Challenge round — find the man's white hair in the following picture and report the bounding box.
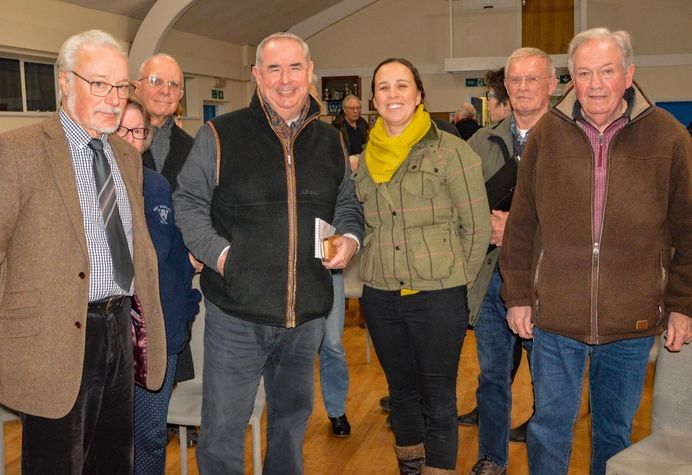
[56,30,126,102]
[567,27,633,76]
[505,47,555,78]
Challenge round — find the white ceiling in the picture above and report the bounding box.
[59,0,343,45]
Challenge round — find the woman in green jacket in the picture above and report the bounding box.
[355,58,490,474]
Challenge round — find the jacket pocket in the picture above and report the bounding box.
[401,158,442,199]
[359,234,376,283]
[657,251,668,325]
[0,288,41,338]
[532,249,544,317]
[405,222,457,281]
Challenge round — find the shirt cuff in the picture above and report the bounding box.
[342,233,360,253]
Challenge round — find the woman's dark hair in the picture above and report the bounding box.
[371,58,425,102]
[485,67,509,105]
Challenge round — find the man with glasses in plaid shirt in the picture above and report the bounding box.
[0,29,166,473]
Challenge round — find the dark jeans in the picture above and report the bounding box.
[22,301,134,474]
[197,299,325,475]
[362,285,468,470]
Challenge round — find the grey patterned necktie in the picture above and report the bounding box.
[88,139,134,291]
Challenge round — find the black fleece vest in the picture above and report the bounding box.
[201,95,345,327]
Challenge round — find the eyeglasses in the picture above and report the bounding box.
[505,75,550,87]
[138,75,183,92]
[71,71,132,99]
[486,91,497,101]
[116,125,149,140]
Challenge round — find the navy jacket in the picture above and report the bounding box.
[143,168,201,355]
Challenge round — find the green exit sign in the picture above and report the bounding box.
[558,74,571,84]
[211,89,224,99]
[465,77,486,87]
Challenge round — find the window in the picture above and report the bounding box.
[0,57,57,112]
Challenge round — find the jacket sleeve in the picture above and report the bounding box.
[333,139,364,246]
[499,128,540,308]
[665,128,692,317]
[0,136,19,265]
[448,140,491,282]
[172,124,230,270]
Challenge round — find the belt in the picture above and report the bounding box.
[88,296,128,315]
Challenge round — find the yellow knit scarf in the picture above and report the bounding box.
[365,105,431,184]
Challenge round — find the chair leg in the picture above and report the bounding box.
[250,419,262,475]
[1,423,6,475]
[179,424,188,475]
[365,327,372,364]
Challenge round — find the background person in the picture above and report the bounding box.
[118,98,201,474]
[453,101,481,140]
[463,48,557,475]
[483,67,513,124]
[356,57,490,474]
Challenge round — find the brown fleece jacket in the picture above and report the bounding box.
[500,83,692,344]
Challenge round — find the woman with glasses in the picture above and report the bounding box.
[117,98,201,474]
[484,67,513,124]
[354,58,490,474]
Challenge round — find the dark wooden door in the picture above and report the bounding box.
[522,0,574,54]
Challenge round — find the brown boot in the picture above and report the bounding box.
[421,466,456,474]
[395,443,425,475]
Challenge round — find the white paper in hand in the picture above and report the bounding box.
[314,218,336,259]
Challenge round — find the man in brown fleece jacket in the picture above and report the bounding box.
[501,28,692,475]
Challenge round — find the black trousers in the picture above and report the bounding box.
[362,285,468,470]
[22,300,134,474]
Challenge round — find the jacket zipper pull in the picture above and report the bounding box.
[593,242,600,265]
[288,153,292,166]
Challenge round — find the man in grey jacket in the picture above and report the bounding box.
[465,47,557,475]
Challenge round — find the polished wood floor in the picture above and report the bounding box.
[2,300,654,474]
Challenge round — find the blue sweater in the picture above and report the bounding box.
[143,168,201,356]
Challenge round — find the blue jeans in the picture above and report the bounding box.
[474,269,532,467]
[528,327,654,475]
[196,299,325,475]
[134,354,178,475]
[319,272,349,418]
[362,285,468,470]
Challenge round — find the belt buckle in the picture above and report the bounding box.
[104,297,116,313]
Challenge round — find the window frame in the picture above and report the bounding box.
[0,51,58,116]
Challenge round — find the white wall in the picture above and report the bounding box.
[0,0,254,134]
[1,0,691,134]
[308,0,692,115]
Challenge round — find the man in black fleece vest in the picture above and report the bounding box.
[173,32,363,475]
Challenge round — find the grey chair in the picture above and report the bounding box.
[167,276,266,475]
[343,253,372,363]
[606,338,692,474]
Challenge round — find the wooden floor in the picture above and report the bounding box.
[2,299,654,474]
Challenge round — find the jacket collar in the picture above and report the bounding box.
[554,80,653,124]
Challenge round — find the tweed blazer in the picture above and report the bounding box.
[0,114,166,418]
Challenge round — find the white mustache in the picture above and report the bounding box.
[94,106,121,115]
